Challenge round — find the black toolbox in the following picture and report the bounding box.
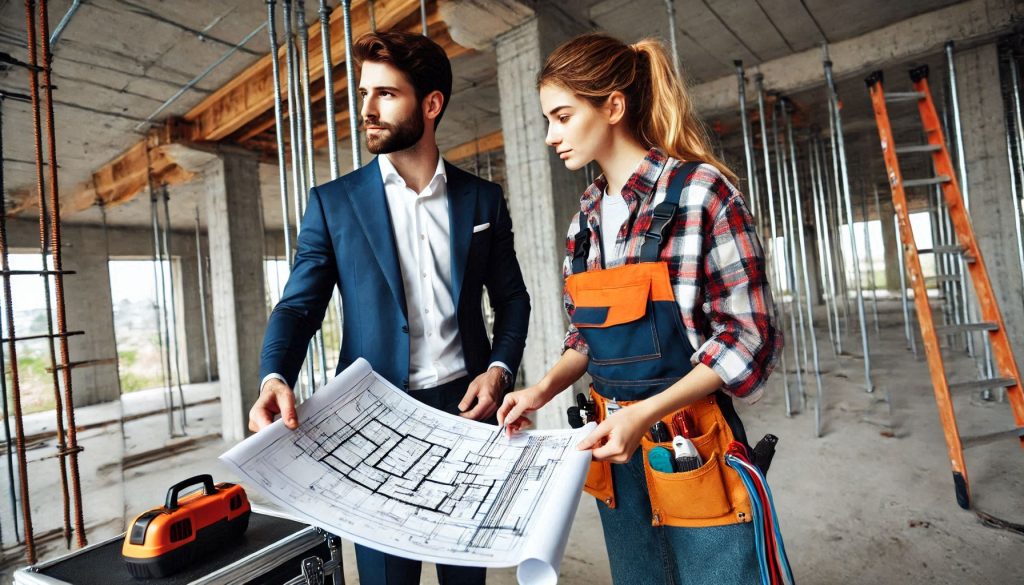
[14,512,342,585]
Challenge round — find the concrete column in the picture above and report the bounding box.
[58,224,121,407]
[955,42,1024,374]
[494,6,589,428]
[178,236,218,383]
[204,148,267,441]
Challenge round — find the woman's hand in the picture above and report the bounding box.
[575,405,651,463]
[496,386,551,437]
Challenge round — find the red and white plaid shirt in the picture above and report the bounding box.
[562,148,782,403]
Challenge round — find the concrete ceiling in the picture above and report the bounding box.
[589,0,962,85]
[0,0,982,233]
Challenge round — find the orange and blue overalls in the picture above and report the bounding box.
[565,162,762,584]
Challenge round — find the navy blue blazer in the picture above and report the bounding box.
[260,156,531,392]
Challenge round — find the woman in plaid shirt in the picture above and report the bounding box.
[498,33,782,584]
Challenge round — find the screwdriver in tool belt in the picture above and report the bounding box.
[670,411,702,472]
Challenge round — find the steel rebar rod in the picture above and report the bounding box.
[194,208,212,382]
[0,97,23,547]
[0,106,33,561]
[266,0,294,266]
[160,186,188,429]
[24,0,72,548]
[37,0,85,546]
[735,61,759,221]
[341,0,361,170]
[787,117,825,435]
[824,48,872,392]
[755,75,792,416]
[664,0,680,75]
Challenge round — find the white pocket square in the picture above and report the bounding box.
[472,222,491,233]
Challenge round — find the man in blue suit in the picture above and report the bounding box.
[248,30,530,585]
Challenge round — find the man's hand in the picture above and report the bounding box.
[458,367,506,421]
[248,378,298,432]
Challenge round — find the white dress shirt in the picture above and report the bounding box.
[379,153,466,389]
[262,153,508,394]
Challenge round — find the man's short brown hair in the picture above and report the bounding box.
[353,30,453,129]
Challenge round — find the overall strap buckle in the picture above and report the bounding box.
[639,161,703,262]
[571,211,591,274]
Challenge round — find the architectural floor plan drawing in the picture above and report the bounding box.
[220,358,594,585]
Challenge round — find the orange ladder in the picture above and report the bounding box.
[865,65,1024,511]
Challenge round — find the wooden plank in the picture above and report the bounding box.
[444,130,503,162]
[184,0,420,142]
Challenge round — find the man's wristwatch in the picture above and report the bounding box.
[494,367,513,392]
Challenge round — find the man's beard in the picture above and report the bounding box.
[364,107,425,154]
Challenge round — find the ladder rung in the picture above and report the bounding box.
[961,426,1024,450]
[895,143,941,154]
[935,322,998,335]
[903,176,951,188]
[948,377,1017,393]
[885,91,926,102]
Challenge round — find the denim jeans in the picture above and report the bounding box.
[596,448,760,585]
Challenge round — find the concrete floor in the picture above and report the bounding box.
[2,298,1023,583]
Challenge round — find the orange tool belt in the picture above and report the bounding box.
[583,389,753,528]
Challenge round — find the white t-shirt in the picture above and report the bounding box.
[600,188,630,265]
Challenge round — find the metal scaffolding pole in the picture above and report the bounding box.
[342,0,362,170]
[160,187,188,429]
[814,135,842,354]
[194,208,212,382]
[1007,54,1024,315]
[861,186,880,336]
[810,135,839,356]
[267,1,294,267]
[824,47,873,392]
[735,61,760,222]
[149,183,177,437]
[664,0,680,75]
[786,112,825,435]
[296,1,329,387]
[418,0,427,36]
[774,100,806,411]
[895,212,918,357]
[755,75,793,416]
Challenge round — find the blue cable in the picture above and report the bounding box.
[727,455,771,585]
[745,457,796,585]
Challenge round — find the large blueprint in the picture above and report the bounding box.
[220,358,593,585]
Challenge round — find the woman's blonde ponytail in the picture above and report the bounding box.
[540,33,737,185]
[631,40,737,184]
